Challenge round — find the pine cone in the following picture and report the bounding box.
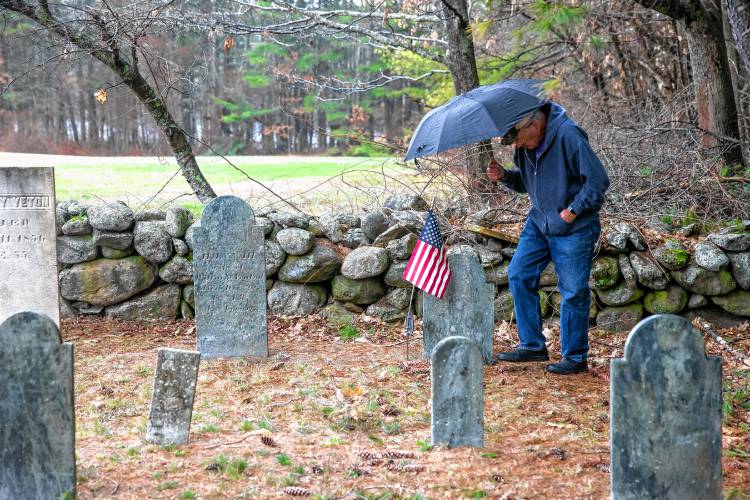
[283,486,311,496]
[376,395,388,406]
[357,450,381,461]
[387,462,402,472]
[260,435,279,448]
[365,457,383,466]
[401,464,426,473]
[382,450,415,459]
[270,361,285,371]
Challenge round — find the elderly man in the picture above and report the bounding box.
[487,101,609,375]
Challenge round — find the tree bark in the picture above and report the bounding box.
[437,0,494,196]
[633,0,743,165]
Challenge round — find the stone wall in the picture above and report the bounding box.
[55,197,750,329]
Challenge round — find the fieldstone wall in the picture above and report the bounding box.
[55,196,750,330]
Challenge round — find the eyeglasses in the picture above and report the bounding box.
[501,115,534,145]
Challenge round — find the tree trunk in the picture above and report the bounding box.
[685,23,743,165]
[633,0,742,166]
[437,0,494,197]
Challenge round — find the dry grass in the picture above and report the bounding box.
[61,316,750,499]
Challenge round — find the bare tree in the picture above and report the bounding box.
[632,0,743,166]
[170,0,495,191]
[0,0,217,202]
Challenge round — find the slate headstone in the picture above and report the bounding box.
[422,245,494,364]
[146,348,201,445]
[0,311,75,499]
[611,314,722,500]
[0,167,60,326]
[431,336,484,448]
[194,196,268,357]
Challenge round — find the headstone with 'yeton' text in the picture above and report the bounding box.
[0,167,59,326]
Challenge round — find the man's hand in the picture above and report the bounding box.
[486,160,504,182]
[560,208,577,223]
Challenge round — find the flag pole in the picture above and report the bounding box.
[404,283,416,361]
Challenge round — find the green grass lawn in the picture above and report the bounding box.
[48,155,400,211]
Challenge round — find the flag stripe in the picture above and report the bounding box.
[404,240,428,282]
[411,241,432,283]
[435,256,452,298]
[426,250,448,296]
[420,247,443,292]
[402,211,451,300]
[415,246,439,289]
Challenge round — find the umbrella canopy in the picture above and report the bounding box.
[404,79,550,160]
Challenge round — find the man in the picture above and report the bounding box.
[487,101,609,375]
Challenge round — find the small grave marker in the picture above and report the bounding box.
[611,314,722,499]
[194,196,268,358]
[423,245,494,364]
[0,311,75,498]
[0,167,60,326]
[431,336,484,448]
[146,348,201,445]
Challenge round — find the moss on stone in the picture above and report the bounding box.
[68,214,88,223]
[643,286,688,314]
[711,291,750,316]
[665,247,689,267]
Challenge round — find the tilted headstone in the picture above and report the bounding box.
[0,167,59,326]
[611,314,722,500]
[431,336,484,448]
[146,348,201,445]
[194,196,268,358]
[0,312,75,499]
[423,245,494,364]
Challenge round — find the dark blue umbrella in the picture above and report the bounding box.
[404,79,550,160]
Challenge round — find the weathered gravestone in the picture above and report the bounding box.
[0,167,59,326]
[431,336,484,448]
[0,311,75,499]
[146,348,201,445]
[194,196,268,358]
[423,245,494,364]
[611,314,722,500]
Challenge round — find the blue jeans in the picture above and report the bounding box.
[507,217,600,362]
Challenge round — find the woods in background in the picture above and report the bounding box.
[0,0,748,170]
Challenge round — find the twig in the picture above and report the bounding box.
[692,317,750,367]
[202,434,253,449]
[267,395,304,409]
[378,336,423,347]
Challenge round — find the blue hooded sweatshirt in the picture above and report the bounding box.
[501,102,609,236]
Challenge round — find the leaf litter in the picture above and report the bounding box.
[62,315,750,499]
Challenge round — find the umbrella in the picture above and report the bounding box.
[404,79,550,161]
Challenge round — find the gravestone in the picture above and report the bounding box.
[0,167,60,326]
[146,348,201,445]
[431,336,484,447]
[0,311,75,499]
[194,196,268,358]
[611,314,722,500]
[423,245,494,364]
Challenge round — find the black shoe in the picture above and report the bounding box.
[546,358,588,375]
[493,348,549,363]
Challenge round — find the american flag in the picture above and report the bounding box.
[402,211,451,299]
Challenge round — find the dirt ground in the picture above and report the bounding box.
[62,315,750,499]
